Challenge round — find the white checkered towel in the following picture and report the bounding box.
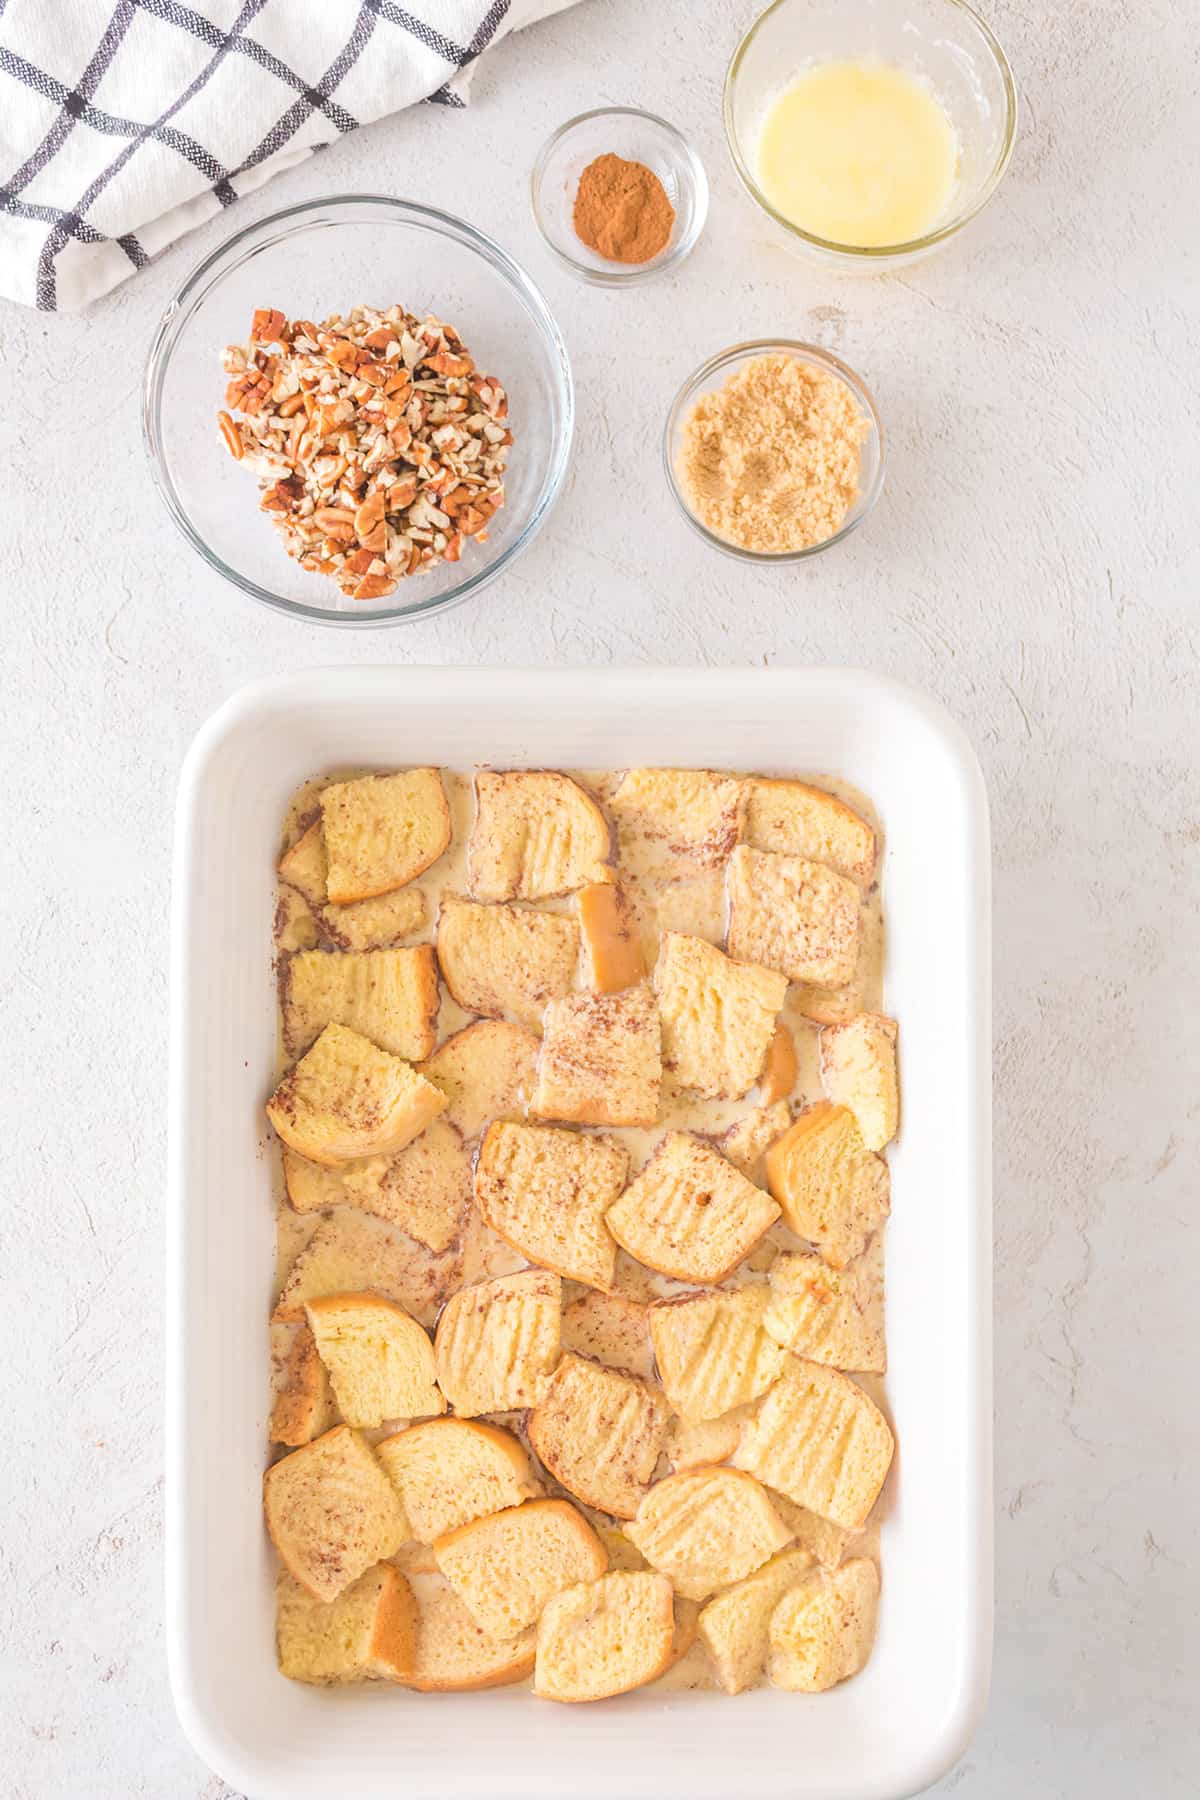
[0,0,574,312]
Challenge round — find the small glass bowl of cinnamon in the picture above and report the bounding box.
[531,107,708,286]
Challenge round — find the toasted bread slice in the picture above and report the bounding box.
[437,897,579,1031]
[434,1498,608,1640]
[402,1569,536,1691]
[765,1240,886,1373]
[764,1101,890,1269]
[278,818,329,907]
[417,1019,539,1141]
[665,1412,744,1473]
[744,780,876,892]
[626,1467,792,1600]
[534,1570,676,1703]
[320,768,451,904]
[469,770,612,901]
[528,1351,668,1520]
[280,945,439,1061]
[606,1132,779,1286]
[273,1209,459,1329]
[267,1022,447,1167]
[561,1289,654,1381]
[697,1547,815,1695]
[531,984,662,1127]
[306,1293,444,1428]
[727,845,861,988]
[319,887,427,953]
[765,1491,852,1568]
[434,1269,561,1416]
[610,768,745,880]
[375,1418,541,1543]
[337,1119,471,1253]
[654,933,788,1100]
[263,1425,408,1602]
[650,1285,786,1422]
[475,1121,626,1290]
[732,1360,894,1530]
[768,1558,880,1691]
[277,1563,417,1684]
[715,1101,792,1183]
[819,1013,899,1151]
[577,880,645,993]
[270,1322,336,1447]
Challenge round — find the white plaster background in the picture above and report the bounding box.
[0,0,1196,1794]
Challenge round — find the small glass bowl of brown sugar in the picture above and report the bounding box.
[664,340,885,562]
[531,107,708,286]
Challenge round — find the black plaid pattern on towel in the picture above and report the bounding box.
[0,0,568,310]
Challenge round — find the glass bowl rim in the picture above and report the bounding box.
[530,105,709,287]
[722,0,1018,260]
[142,192,575,628]
[662,337,886,564]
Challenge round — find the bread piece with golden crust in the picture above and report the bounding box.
[437,898,579,1032]
[306,1293,444,1428]
[320,768,451,904]
[577,880,645,993]
[626,1467,793,1600]
[434,1498,608,1640]
[469,770,612,901]
[727,845,860,988]
[819,1013,899,1151]
[697,1547,815,1694]
[269,1322,335,1447]
[263,1425,408,1602]
[375,1418,541,1544]
[765,1240,886,1373]
[606,1132,779,1287]
[764,1101,890,1269]
[561,1289,654,1381]
[277,1563,417,1684]
[531,984,662,1128]
[744,779,876,892]
[280,945,440,1061]
[475,1121,626,1291]
[654,932,788,1100]
[650,1284,786,1422]
[732,1360,894,1531]
[266,1022,447,1167]
[610,768,745,881]
[434,1269,561,1416]
[402,1570,535,1691]
[272,1209,459,1329]
[528,1351,669,1520]
[768,1558,880,1691]
[278,819,427,947]
[534,1570,676,1703]
[417,1019,539,1141]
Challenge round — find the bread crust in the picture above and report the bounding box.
[533,1570,676,1703]
[263,1425,408,1603]
[436,897,579,1031]
[375,1417,540,1543]
[400,1570,536,1692]
[475,1121,626,1290]
[726,844,861,988]
[528,1351,668,1521]
[764,1101,890,1270]
[266,1021,447,1167]
[605,1132,779,1286]
[433,1498,608,1640]
[744,778,876,892]
[280,944,440,1062]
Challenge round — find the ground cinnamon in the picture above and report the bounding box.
[573,152,675,265]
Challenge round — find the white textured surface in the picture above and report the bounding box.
[0,0,1196,1795]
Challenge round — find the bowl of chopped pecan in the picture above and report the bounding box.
[144,196,574,625]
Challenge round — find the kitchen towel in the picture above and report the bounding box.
[0,0,575,312]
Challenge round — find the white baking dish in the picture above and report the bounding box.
[168,666,992,1800]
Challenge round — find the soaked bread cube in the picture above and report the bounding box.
[732,1360,894,1531]
[765,1240,886,1374]
[434,1498,608,1640]
[531,984,662,1127]
[434,1269,561,1416]
[534,1570,676,1703]
[280,945,440,1060]
[610,768,745,881]
[263,1425,408,1602]
[375,1418,540,1544]
[819,1012,899,1151]
[266,1022,447,1167]
[306,1293,444,1428]
[417,1019,539,1141]
[727,845,860,988]
[561,1289,654,1381]
[320,768,451,903]
[528,1351,669,1520]
[764,1101,890,1269]
[336,1119,472,1254]
[768,1558,880,1691]
[437,897,579,1031]
[276,1563,417,1684]
[319,887,427,952]
[606,1132,779,1286]
[269,1322,335,1447]
[650,1284,786,1422]
[272,1209,459,1329]
[744,779,876,892]
[697,1547,815,1695]
[715,1101,792,1182]
[469,770,611,901]
[654,932,788,1099]
[402,1570,535,1691]
[577,880,645,993]
[475,1121,626,1290]
[626,1467,793,1600]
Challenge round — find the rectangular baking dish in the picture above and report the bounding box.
[167,665,992,1800]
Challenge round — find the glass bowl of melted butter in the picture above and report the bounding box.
[724,0,1017,266]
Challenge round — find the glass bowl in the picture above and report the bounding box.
[531,107,708,286]
[144,195,574,626]
[724,0,1017,267]
[663,340,885,562]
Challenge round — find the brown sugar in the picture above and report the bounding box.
[677,354,870,554]
[573,153,675,265]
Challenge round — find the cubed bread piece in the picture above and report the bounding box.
[626,1468,793,1601]
[665,1412,744,1473]
[561,1289,654,1381]
[475,1121,626,1290]
[764,1102,890,1269]
[270,1322,335,1447]
[319,887,427,953]
[306,1293,444,1428]
[606,1133,779,1286]
[434,1269,561,1416]
[577,881,645,993]
[534,1570,676,1703]
[437,898,579,1032]
[417,1019,539,1141]
[768,1558,880,1691]
[276,1563,417,1684]
[610,768,745,880]
[766,1491,852,1568]
[697,1547,815,1695]
[732,1360,894,1530]
[320,768,451,904]
[434,1498,608,1641]
[528,1351,669,1520]
[337,1119,471,1253]
[272,1209,460,1329]
[402,1570,536,1691]
[375,1418,541,1543]
[263,1425,408,1602]
[650,1285,786,1422]
[278,818,329,907]
[819,1013,899,1151]
[744,779,876,892]
[765,1240,886,1373]
[266,1022,447,1167]
[715,1102,792,1182]
[792,900,882,1027]
[469,770,612,901]
[280,945,440,1060]
[727,845,861,988]
[654,933,788,1100]
[531,984,662,1127]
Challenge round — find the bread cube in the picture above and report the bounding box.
[650,1284,786,1422]
[338,1119,472,1253]
[375,1418,540,1544]
[528,1351,668,1520]
[768,1558,880,1691]
[606,1132,779,1286]
[434,1498,608,1641]
[534,1571,676,1702]
[402,1569,536,1691]
[715,1101,792,1182]
[765,1240,886,1373]
[272,1208,460,1329]
[306,1293,444,1428]
[276,1563,417,1684]
[434,1268,561,1416]
[764,1101,890,1269]
[732,1360,894,1530]
[561,1289,654,1382]
[437,897,579,1031]
[266,1022,447,1167]
[475,1121,626,1290]
[610,767,744,880]
[269,1322,335,1447]
[531,984,662,1127]
[626,1468,792,1600]
[280,945,440,1061]
[469,770,611,901]
[653,932,788,1101]
[320,767,451,903]
[697,1547,815,1695]
[744,779,876,892]
[263,1425,408,1602]
[819,1012,899,1150]
[319,887,427,952]
[417,1018,539,1141]
[576,880,645,993]
[727,845,860,987]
